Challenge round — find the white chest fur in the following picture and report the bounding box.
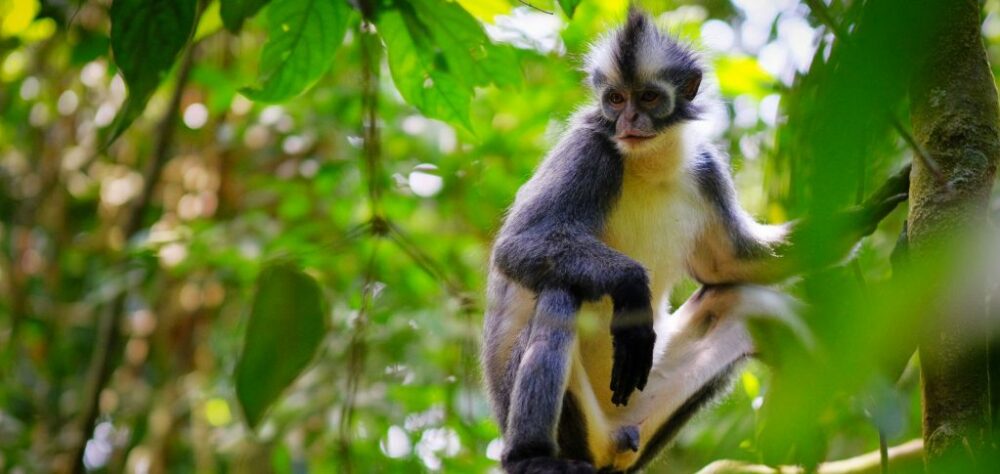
[574,135,711,427]
[601,133,707,307]
[602,172,705,305]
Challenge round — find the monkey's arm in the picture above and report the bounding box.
[494,229,655,406]
[689,163,910,285]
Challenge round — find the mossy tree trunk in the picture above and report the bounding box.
[908,0,1000,469]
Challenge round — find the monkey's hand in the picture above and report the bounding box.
[853,163,911,237]
[825,165,910,250]
[609,273,656,406]
[785,165,910,271]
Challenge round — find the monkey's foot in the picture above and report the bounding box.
[614,425,640,453]
[503,457,597,474]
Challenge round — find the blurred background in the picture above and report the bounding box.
[1,0,999,472]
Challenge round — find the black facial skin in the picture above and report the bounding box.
[597,71,703,145]
[587,7,705,145]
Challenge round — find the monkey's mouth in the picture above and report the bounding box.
[616,134,654,146]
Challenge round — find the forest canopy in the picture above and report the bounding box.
[1,0,999,473]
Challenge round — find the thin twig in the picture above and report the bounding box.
[360,20,382,217]
[518,0,554,15]
[697,438,923,474]
[337,12,382,472]
[386,221,470,302]
[337,237,381,474]
[889,117,949,190]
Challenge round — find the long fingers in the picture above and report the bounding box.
[609,311,655,406]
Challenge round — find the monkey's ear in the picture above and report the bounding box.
[680,70,702,101]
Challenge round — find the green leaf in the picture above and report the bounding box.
[741,371,760,399]
[240,0,350,102]
[220,0,270,32]
[558,0,581,18]
[235,263,327,429]
[106,0,197,145]
[70,30,109,66]
[379,12,472,129]
[380,0,523,130]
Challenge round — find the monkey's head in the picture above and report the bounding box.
[585,8,703,153]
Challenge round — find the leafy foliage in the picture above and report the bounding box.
[559,0,582,17]
[241,0,351,102]
[106,0,196,144]
[380,0,522,130]
[235,262,327,429]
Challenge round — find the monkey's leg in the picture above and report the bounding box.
[502,288,597,473]
[604,286,800,472]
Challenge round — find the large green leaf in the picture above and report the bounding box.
[379,10,472,130]
[106,0,196,145]
[240,0,350,102]
[235,263,327,429]
[379,0,523,130]
[220,0,270,32]
[558,0,581,18]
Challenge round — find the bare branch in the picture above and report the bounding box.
[518,1,554,15]
[696,439,923,474]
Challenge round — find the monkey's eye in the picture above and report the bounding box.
[640,91,659,103]
[607,91,626,105]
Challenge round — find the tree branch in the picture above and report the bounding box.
[696,439,924,474]
[908,0,999,468]
[68,42,197,474]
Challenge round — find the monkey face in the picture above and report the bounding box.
[586,9,704,152]
[599,82,678,148]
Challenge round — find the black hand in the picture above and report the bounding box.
[864,163,911,209]
[609,305,655,406]
[828,165,910,240]
[855,163,911,236]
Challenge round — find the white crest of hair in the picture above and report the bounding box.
[583,31,620,84]
[648,12,728,141]
[634,21,669,83]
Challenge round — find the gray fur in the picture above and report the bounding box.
[492,111,636,301]
[502,288,580,464]
[691,147,774,260]
[557,392,594,463]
